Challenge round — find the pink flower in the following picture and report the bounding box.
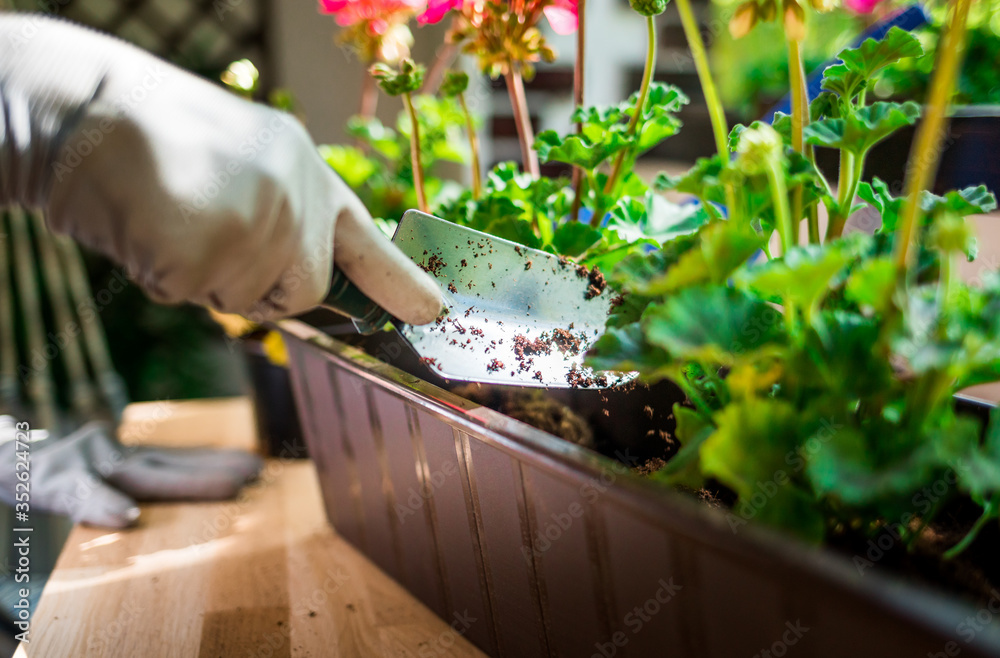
[543,0,577,35]
[418,0,578,34]
[417,0,462,24]
[843,0,885,13]
[320,0,425,32]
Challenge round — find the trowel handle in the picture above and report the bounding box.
[321,267,394,335]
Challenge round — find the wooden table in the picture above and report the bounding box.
[17,398,486,657]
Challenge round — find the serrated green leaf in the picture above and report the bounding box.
[922,185,998,218]
[534,128,630,170]
[701,398,825,541]
[805,102,920,155]
[734,243,853,318]
[819,63,867,101]
[318,144,379,188]
[646,220,764,294]
[642,286,786,364]
[584,323,673,379]
[608,196,710,246]
[809,91,841,121]
[806,426,941,506]
[551,221,603,257]
[609,231,701,293]
[838,26,924,79]
[844,256,896,313]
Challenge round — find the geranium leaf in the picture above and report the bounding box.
[734,242,853,317]
[534,129,630,170]
[838,26,924,79]
[551,221,603,257]
[642,286,786,363]
[805,102,920,155]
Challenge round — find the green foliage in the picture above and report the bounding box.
[324,96,468,221]
[838,27,924,81]
[439,70,469,97]
[804,102,920,154]
[535,83,687,171]
[629,0,668,16]
[586,26,1000,556]
[370,59,425,96]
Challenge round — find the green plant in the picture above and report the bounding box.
[320,91,469,231]
[589,1,1000,556]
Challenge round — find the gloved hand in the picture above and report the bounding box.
[0,15,442,324]
[0,416,263,528]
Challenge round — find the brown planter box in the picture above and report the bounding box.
[279,319,1000,658]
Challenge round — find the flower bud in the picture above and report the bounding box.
[809,0,838,12]
[929,213,976,255]
[783,0,806,41]
[440,70,470,97]
[736,124,783,175]
[759,0,777,22]
[729,2,758,39]
[370,58,425,96]
[629,0,669,17]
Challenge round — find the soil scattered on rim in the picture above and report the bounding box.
[487,358,504,373]
[633,457,666,477]
[419,357,442,372]
[525,260,533,270]
[447,283,458,293]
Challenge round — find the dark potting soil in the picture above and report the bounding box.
[450,383,595,448]
[825,497,1000,609]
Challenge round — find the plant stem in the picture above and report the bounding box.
[676,369,716,419]
[458,93,482,199]
[944,494,998,560]
[505,66,540,178]
[938,249,956,309]
[788,37,808,244]
[571,0,587,222]
[787,38,808,153]
[675,0,736,217]
[425,28,460,94]
[676,0,726,158]
[359,69,378,120]
[601,15,657,201]
[807,205,820,244]
[766,157,797,334]
[766,160,793,256]
[894,0,973,274]
[403,92,428,212]
[827,148,855,240]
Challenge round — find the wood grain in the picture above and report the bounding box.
[17,398,486,657]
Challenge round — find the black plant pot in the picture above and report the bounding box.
[815,106,1000,197]
[243,334,308,459]
[279,319,1000,658]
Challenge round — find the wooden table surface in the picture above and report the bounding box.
[17,398,486,658]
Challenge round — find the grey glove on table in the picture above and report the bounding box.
[0,416,262,528]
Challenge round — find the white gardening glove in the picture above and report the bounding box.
[0,416,263,528]
[0,14,442,323]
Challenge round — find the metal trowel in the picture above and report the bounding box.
[318,210,626,388]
